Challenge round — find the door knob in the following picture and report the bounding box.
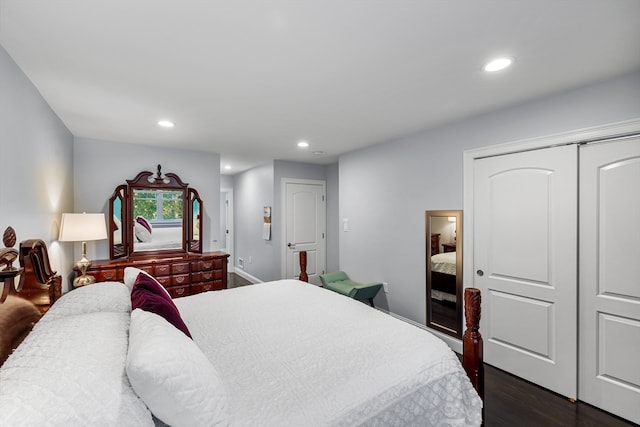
[288,242,295,248]
[476,269,484,277]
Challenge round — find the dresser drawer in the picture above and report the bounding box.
[191,280,224,294]
[154,264,171,277]
[171,274,190,286]
[191,282,216,294]
[195,258,224,271]
[166,285,189,298]
[154,275,171,287]
[171,262,190,275]
[193,270,223,282]
[93,268,121,282]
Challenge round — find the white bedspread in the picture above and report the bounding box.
[0,312,153,426]
[175,280,482,426]
[431,251,457,275]
[0,283,153,427]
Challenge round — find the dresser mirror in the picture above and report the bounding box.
[425,210,462,338]
[108,165,203,259]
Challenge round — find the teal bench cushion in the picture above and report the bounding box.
[320,271,382,305]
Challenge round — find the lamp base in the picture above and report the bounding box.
[73,274,96,288]
[74,251,95,288]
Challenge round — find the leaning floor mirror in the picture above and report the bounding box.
[425,210,462,338]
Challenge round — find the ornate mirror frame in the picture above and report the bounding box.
[108,166,203,259]
[425,210,463,338]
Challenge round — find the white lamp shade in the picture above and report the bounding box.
[59,213,108,242]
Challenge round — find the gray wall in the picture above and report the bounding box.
[325,163,339,274]
[233,163,275,280]
[339,71,640,323]
[73,137,220,261]
[0,44,75,289]
[233,160,339,282]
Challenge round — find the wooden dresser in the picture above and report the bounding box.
[82,251,229,298]
[430,233,441,255]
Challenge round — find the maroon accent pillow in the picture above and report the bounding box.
[130,273,192,339]
[136,216,152,233]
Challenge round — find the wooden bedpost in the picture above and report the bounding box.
[463,287,484,400]
[298,251,309,282]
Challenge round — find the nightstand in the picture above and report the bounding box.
[442,242,457,253]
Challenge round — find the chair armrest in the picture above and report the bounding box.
[348,283,383,300]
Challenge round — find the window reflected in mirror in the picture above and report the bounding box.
[133,189,184,252]
[426,210,462,338]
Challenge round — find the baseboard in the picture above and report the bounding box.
[233,268,262,284]
[378,308,463,354]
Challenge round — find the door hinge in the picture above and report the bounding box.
[322,232,325,239]
[322,195,325,201]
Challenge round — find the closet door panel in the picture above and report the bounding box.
[474,144,577,398]
[579,137,640,424]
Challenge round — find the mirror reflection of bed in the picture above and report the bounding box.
[134,226,183,251]
[430,250,457,330]
[426,210,462,337]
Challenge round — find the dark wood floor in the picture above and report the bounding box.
[483,363,635,426]
[227,272,252,288]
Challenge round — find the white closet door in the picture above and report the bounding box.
[474,144,577,398]
[579,137,640,424]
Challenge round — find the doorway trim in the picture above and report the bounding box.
[441,118,640,355]
[280,177,326,281]
[222,189,234,273]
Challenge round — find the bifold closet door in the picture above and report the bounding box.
[579,137,640,424]
[473,144,577,399]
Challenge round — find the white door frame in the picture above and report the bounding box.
[222,189,234,273]
[460,119,640,381]
[280,177,326,281]
[449,119,640,357]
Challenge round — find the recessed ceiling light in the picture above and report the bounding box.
[312,151,325,156]
[484,57,512,72]
[157,120,175,128]
[224,165,232,170]
[297,141,309,148]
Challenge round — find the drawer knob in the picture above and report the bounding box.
[176,288,185,295]
[204,285,212,291]
[176,276,185,283]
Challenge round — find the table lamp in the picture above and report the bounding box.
[59,213,107,287]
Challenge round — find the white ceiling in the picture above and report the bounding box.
[1,1,639,174]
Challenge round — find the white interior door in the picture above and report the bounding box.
[283,179,326,284]
[473,144,578,398]
[579,137,640,424]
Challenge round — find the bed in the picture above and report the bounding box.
[134,226,183,251]
[430,251,458,303]
[1,260,483,426]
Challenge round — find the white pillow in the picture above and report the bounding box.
[40,282,131,323]
[126,309,230,427]
[134,221,152,242]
